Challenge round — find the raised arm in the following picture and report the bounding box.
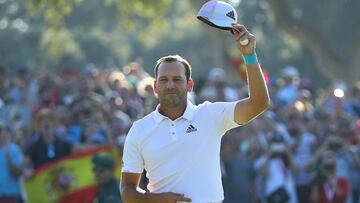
[231,23,270,125]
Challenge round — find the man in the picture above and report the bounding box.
[120,23,270,203]
[0,123,23,203]
[25,108,72,170]
[92,154,123,203]
[276,66,299,107]
[309,151,349,203]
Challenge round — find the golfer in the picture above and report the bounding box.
[120,23,270,203]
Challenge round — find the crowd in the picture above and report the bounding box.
[0,59,360,203]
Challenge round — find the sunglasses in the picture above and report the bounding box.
[92,167,108,173]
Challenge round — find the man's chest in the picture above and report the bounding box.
[140,120,219,168]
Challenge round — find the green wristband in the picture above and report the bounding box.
[243,53,258,65]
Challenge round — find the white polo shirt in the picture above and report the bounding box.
[122,100,240,203]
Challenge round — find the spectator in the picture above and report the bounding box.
[309,151,349,203]
[350,145,360,203]
[92,154,123,203]
[0,122,23,203]
[351,83,360,118]
[136,76,157,115]
[308,134,360,203]
[255,132,298,203]
[223,128,258,203]
[0,65,10,103]
[323,82,354,117]
[198,68,239,103]
[1,56,360,203]
[276,66,299,107]
[25,108,72,170]
[286,113,316,203]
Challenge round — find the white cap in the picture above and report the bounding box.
[281,66,299,78]
[197,0,237,31]
[208,68,226,81]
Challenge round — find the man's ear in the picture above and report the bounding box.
[187,79,193,92]
[153,80,157,95]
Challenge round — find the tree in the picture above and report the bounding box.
[26,0,173,62]
[264,0,360,83]
[4,0,358,84]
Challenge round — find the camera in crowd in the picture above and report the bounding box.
[269,132,287,154]
[326,136,343,152]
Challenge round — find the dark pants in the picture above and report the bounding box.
[296,185,311,203]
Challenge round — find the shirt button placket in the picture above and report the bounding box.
[170,122,176,141]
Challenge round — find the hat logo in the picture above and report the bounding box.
[226,10,235,20]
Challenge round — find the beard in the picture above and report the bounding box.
[158,89,186,108]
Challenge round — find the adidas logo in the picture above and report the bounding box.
[186,124,197,133]
[226,10,235,20]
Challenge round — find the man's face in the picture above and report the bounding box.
[39,119,55,143]
[322,156,337,178]
[93,169,113,185]
[154,61,192,108]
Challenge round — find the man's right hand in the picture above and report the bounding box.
[121,172,192,203]
[149,192,192,203]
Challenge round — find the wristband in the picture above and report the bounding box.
[243,53,258,65]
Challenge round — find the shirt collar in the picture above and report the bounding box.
[153,100,196,123]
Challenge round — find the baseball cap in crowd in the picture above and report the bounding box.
[197,0,237,31]
[281,66,299,78]
[92,154,115,172]
[208,68,226,82]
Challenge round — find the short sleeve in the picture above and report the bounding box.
[121,125,144,174]
[10,143,23,167]
[204,101,240,136]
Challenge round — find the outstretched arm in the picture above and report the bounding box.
[232,23,270,125]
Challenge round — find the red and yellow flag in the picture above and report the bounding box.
[22,145,122,203]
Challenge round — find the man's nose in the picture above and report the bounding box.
[165,80,175,88]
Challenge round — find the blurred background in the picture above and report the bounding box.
[0,0,360,203]
[1,0,359,85]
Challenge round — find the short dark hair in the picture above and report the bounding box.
[154,55,192,81]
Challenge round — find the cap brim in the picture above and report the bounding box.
[197,16,232,31]
[210,19,234,30]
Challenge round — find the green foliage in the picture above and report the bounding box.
[3,0,358,83]
[41,27,82,59]
[27,0,84,62]
[27,0,83,27]
[108,0,173,47]
[25,0,173,61]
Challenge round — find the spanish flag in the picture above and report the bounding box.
[22,145,122,203]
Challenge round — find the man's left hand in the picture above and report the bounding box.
[231,23,256,55]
